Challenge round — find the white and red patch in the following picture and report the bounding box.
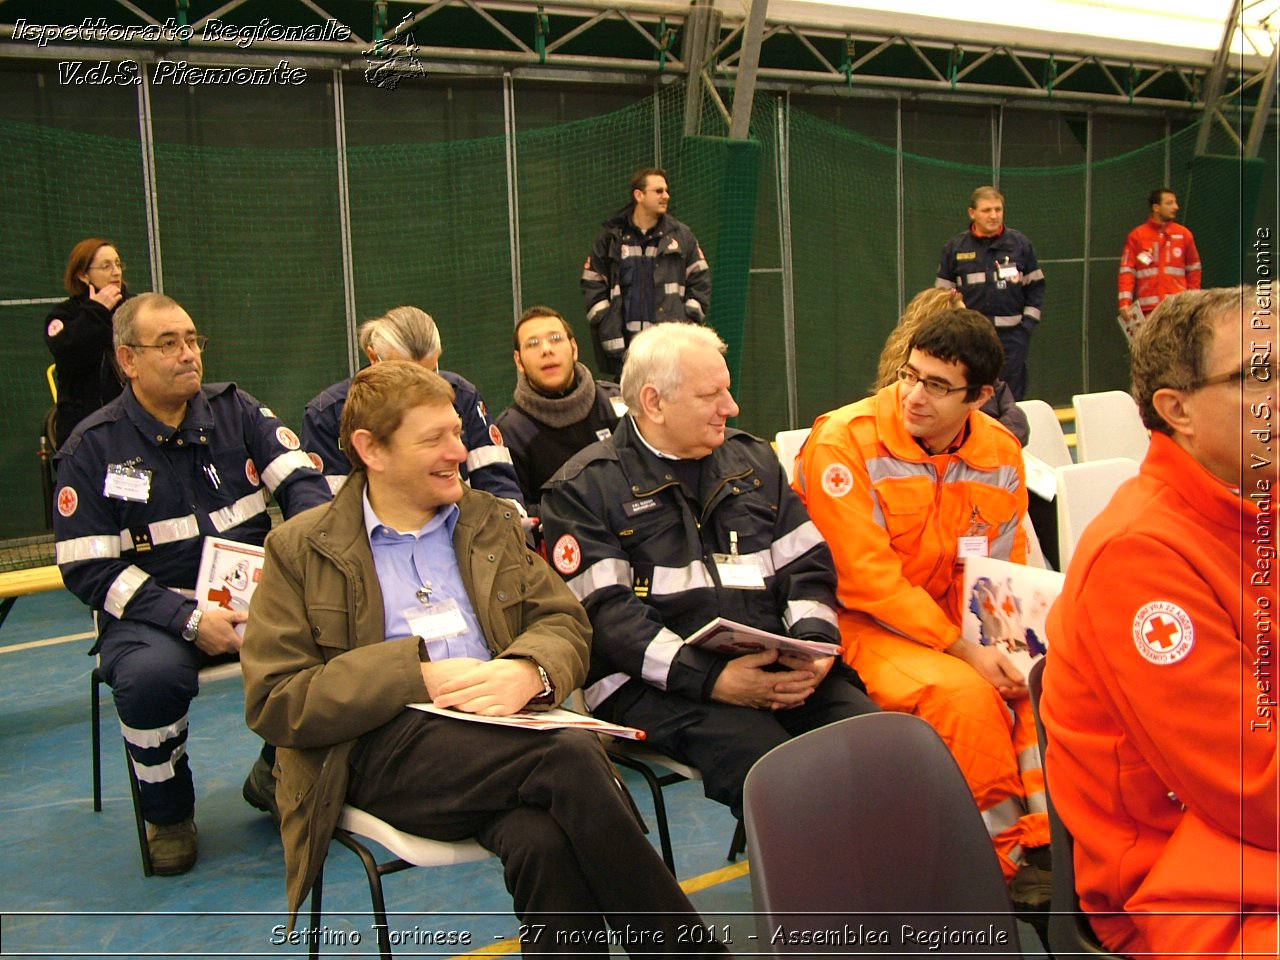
[821,462,854,498]
[1132,601,1195,665]
[552,534,581,575]
[489,423,504,447]
[46,318,65,338]
[57,486,78,518]
[308,452,323,472]
[245,458,260,486]
[276,426,300,450]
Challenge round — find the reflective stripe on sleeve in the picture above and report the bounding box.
[783,598,839,630]
[663,281,684,296]
[993,314,1024,327]
[583,672,630,711]
[261,449,315,491]
[104,565,150,619]
[640,627,684,689]
[582,267,605,283]
[210,490,268,533]
[770,520,825,570]
[935,277,957,290]
[587,300,609,321]
[467,445,514,471]
[964,272,987,285]
[56,534,121,564]
[566,556,632,603]
[1022,268,1045,283]
[1023,305,1042,321]
[601,337,625,353]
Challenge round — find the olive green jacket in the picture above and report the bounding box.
[242,473,590,918]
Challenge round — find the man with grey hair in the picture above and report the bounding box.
[936,185,1045,399]
[302,305,524,510]
[52,292,330,875]
[540,323,877,821]
[1042,287,1278,956]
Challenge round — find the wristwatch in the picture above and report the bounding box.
[181,608,203,643]
[529,661,555,705]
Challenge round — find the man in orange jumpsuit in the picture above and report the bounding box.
[1043,286,1278,957]
[795,308,1050,909]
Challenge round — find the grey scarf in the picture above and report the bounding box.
[513,361,599,428]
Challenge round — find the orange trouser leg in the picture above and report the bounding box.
[842,613,1048,878]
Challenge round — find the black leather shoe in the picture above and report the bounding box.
[242,755,280,824]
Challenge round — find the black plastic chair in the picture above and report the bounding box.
[1027,657,1129,959]
[744,712,1022,955]
[604,739,745,873]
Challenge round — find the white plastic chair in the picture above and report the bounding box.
[1072,391,1149,463]
[774,428,811,484]
[1054,458,1140,569]
[1017,399,1072,469]
[309,805,494,960]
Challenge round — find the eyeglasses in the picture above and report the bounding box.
[896,367,971,399]
[520,332,570,351]
[126,334,208,358]
[1186,363,1274,393]
[89,259,124,272]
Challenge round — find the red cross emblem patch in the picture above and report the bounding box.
[552,534,581,576]
[1132,601,1194,665]
[821,462,854,498]
[276,426,300,451]
[56,486,78,518]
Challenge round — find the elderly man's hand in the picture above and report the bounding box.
[711,649,829,711]
[193,606,247,656]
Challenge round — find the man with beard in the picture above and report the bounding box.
[496,306,627,518]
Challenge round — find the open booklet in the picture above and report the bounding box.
[961,555,1065,678]
[408,703,647,741]
[683,616,841,661]
[194,536,267,637]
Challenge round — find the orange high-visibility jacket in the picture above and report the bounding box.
[1043,433,1278,958]
[794,386,1027,657]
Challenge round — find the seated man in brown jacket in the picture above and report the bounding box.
[242,361,720,955]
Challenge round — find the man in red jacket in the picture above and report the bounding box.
[1043,286,1277,958]
[1117,188,1202,339]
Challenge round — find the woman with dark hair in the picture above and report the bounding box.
[44,237,133,447]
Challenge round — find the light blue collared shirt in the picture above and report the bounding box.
[363,490,490,662]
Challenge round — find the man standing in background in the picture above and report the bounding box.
[1116,188,1201,340]
[937,185,1045,400]
[582,168,711,377]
